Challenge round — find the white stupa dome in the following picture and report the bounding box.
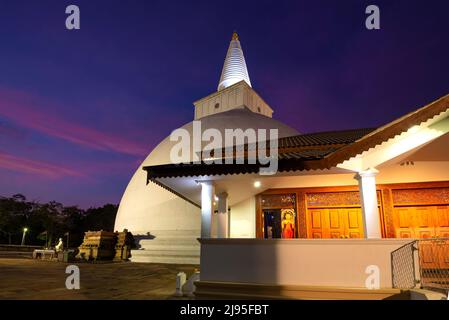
[114,107,299,233]
[114,33,299,264]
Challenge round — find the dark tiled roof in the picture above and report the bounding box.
[144,92,449,180]
[144,128,375,179]
[278,128,375,148]
[278,147,340,160]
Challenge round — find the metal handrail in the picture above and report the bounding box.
[392,238,449,294]
[391,240,418,289]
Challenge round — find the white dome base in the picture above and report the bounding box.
[130,230,200,265]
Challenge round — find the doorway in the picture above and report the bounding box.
[263,209,297,239]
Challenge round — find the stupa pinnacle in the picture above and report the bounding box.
[217,32,252,91]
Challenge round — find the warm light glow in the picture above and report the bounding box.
[23,227,28,232]
[214,195,219,201]
[338,118,448,172]
[200,181,214,238]
[409,125,420,134]
[254,181,261,188]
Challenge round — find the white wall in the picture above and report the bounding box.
[200,238,411,288]
[377,161,449,184]
[194,81,273,120]
[230,196,256,238]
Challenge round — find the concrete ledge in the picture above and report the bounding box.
[195,281,409,300]
[200,238,412,288]
[0,245,42,252]
[198,238,414,245]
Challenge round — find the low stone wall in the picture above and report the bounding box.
[198,238,412,289]
[0,244,42,252]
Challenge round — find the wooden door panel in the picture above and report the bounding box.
[325,209,345,238]
[394,207,415,238]
[435,206,449,238]
[393,206,435,238]
[330,232,342,238]
[392,206,449,238]
[306,208,364,239]
[311,211,322,228]
[414,207,435,238]
[329,209,341,229]
[398,208,412,228]
[415,229,433,239]
[347,210,360,229]
[342,208,364,238]
[436,207,449,226]
[308,209,328,239]
[415,207,433,227]
[312,232,322,239]
[393,204,449,270]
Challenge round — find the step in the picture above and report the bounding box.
[134,249,200,257]
[138,244,200,252]
[139,239,199,246]
[143,230,200,239]
[130,250,199,265]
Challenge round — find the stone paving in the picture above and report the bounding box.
[0,256,198,300]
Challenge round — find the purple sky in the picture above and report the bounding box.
[0,0,448,207]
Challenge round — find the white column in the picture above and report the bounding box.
[216,192,229,238]
[354,168,382,239]
[200,181,215,239]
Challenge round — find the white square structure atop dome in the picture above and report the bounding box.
[193,81,274,120]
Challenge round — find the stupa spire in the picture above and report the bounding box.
[217,32,252,91]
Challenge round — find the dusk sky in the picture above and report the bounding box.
[0,0,448,208]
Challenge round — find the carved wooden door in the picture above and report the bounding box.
[307,208,364,239]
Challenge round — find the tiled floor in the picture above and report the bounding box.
[0,257,198,300]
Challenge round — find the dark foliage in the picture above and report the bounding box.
[0,194,118,248]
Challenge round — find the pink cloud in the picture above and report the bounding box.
[0,87,148,156]
[0,151,84,179]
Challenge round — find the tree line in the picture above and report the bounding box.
[0,194,118,247]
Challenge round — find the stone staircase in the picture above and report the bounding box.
[130,230,200,265]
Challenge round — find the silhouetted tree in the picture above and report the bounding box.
[0,195,118,247]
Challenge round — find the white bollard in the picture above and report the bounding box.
[175,272,187,297]
[182,270,200,297]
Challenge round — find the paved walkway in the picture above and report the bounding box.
[0,257,198,299]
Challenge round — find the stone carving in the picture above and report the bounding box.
[77,229,134,261]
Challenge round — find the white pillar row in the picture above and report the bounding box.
[200,181,215,239]
[354,168,382,239]
[216,192,229,238]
